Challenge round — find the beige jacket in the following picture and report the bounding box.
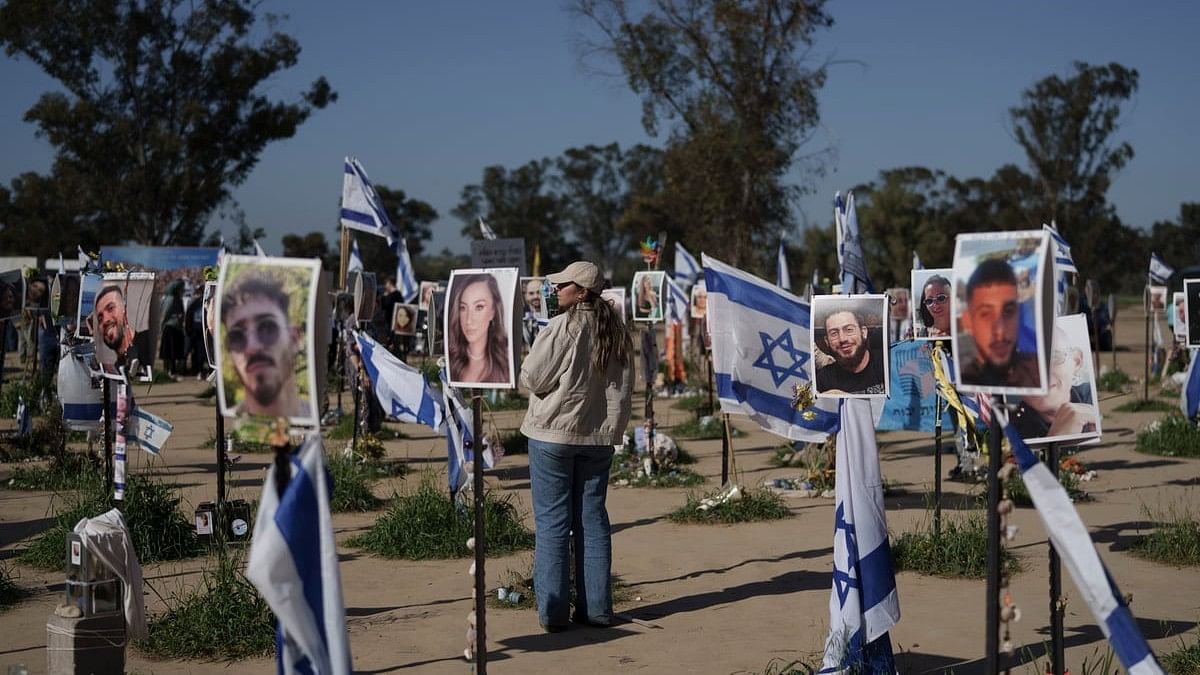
[519,303,633,446]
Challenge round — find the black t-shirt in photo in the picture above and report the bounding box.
[816,348,885,395]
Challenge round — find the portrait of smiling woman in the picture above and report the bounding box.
[446,269,518,388]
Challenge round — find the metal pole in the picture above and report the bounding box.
[216,406,226,507]
[351,365,361,455]
[705,352,715,418]
[933,393,943,539]
[471,393,487,674]
[1047,442,1065,675]
[29,319,38,378]
[103,377,112,497]
[985,398,1002,675]
[0,319,7,394]
[1145,279,1151,402]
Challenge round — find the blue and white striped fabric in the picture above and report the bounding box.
[478,217,498,241]
[355,331,444,431]
[912,250,923,271]
[834,191,873,294]
[702,254,840,442]
[438,368,498,493]
[675,243,701,288]
[394,237,419,303]
[247,434,352,675]
[1044,223,1077,274]
[347,239,364,274]
[1181,349,1200,420]
[777,238,791,292]
[665,274,691,346]
[1149,253,1175,284]
[128,407,174,456]
[341,157,399,246]
[820,398,900,673]
[253,240,268,258]
[1000,415,1163,675]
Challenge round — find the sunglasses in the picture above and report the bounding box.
[226,318,282,353]
[923,294,948,306]
[555,282,576,291]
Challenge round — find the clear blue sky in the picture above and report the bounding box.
[1,1,1196,257]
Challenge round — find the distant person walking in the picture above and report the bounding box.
[519,261,633,632]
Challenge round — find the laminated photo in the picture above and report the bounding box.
[418,281,440,313]
[75,272,103,339]
[910,268,953,340]
[520,276,548,322]
[601,287,627,322]
[202,281,218,368]
[951,230,1051,396]
[93,272,158,375]
[0,269,26,323]
[1008,314,1101,446]
[1186,279,1200,348]
[631,271,665,322]
[810,294,890,398]
[886,287,911,342]
[690,280,708,320]
[1173,292,1187,345]
[392,303,419,337]
[444,267,519,389]
[1147,285,1167,314]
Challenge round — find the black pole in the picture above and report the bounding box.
[933,394,943,539]
[1144,281,1151,402]
[216,405,226,507]
[705,352,715,418]
[103,377,112,497]
[1047,442,1065,675]
[471,393,487,674]
[0,319,7,394]
[351,368,361,455]
[985,397,1003,675]
[29,319,38,378]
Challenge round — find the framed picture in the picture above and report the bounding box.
[0,269,26,322]
[215,256,321,430]
[886,287,911,342]
[92,272,158,374]
[520,276,548,322]
[392,303,419,336]
[444,268,519,389]
[1009,314,1101,446]
[418,281,441,313]
[25,276,49,314]
[1185,279,1200,348]
[75,272,103,339]
[427,289,447,358]
[351,270,377,324]
[601,287,627,322]
[51,272,81,326]
[910,268,953,340]
[631,271,665,322]
[1173,292,1187,345]
[809,294,890,398]
[690,280,708,320]
[201,281,218,368]
[1147,285,1167,314]
[951,230,1051,396]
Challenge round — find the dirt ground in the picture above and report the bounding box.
[1,307,1198,674]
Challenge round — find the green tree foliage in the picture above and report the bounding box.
[0,0,335,247]
[0,168,95,258]
[349,185,439,283]
[573,0,834,272]
[1148,203,1200,276]
[281,231,335,270]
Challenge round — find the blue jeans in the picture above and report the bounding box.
[528,438,614,626]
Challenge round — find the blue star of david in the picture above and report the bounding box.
[390,399,418,421]
[752,328,810,387]
[832,502,860,608]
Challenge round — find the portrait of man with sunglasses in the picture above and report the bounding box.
[220,269,309,419]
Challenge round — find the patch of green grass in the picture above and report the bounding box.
[0,564,29,611]
[417,359,441,385]
[327,453,384,512]
[1007,469,1089,506]
[1129,499,1200,567]
[752,656,821,675]
[1097,367,1132,392]
[6,454,103,491]
[766,442,836,492]
[670,416,743,440]
[1,403,71,461]
[1115,398,1177,413]
[609,452,705,488]
[892,510,1020,578]
[324,414,406,441]
[138,555,275,659]
[668,488,790,525]
[1162,632,1200,675]
[487,564,632,612]
[671,394,710,413]
[20,475,201,570]
[348,473,535,560]
[1136,414,1200,458]
[0,374,54,416]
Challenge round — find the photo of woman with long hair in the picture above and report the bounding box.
[446,270,517,387]
[911,269,953,339]
[632,271,664,322]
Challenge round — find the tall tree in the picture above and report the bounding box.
[281,231,335,270]
[0,0,336,246]
[573,0,834,271]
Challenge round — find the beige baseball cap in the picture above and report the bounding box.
[546,261,604,293]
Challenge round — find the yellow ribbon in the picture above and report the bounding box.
[930,341,983,452]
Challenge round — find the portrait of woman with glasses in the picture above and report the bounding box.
[911,269,953,339]
[445,269,517,388]
[215,257,320,427]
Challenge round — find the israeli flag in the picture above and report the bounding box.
[702,254,840,442]
[665,274,691,346]
[834,191,873,294]
[675,243,701,288]
[341,157,399,246]
[1044,222,1076,274]
[394,238,419,303]
[128,407,174,456]
[354,331,443,431]
[438,368,499,493]
[246,434,351,675]
[820,398,900,673]
[16,397,31,436]
[1149,252,1175,284]
[478,217,498,241]
[777,238,791,292]
[1182,350,1200,420]
[347,239,364,274]
[253,240,268,258]
[1000,416,1163,675]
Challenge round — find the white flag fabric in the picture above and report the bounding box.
[354,331,443,431]
[253,240,268,258]
[127,407,174,456]
[834,191,873,294]
[341,157,399,246]
[777,238,791,292]
[820,398,900,673]
[1182,349,1200,420]
[1149,252,1174,284]
[347,239,364,274]
[675,243,701,288]
[247,434,352,675]
[438,368,498,493]
[1045,222,1077,274]
[912,250,923,271]
[1001,416,1163,675]
[665,274,691,347]
[702,254,840,442]
[478,217,498,241]
[394,238,419,303]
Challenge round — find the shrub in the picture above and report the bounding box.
[609,452,705,488]
[0,564,28,611]
[1096,367,1132,392]
[0,374,54,416]
[671,416,743,440]
[1162,633,1200,675]
[668,488,790,525]
[1129,499,1200,567]
[326,453,383,512]
[6,454,103,492]
[1136,414,1200,458]
[1006,469,1089,506]
[348,474,534,560]
[1,402,70,461]
[138,555,275,659]
[1115,398,1177,413]
[892,510,1020,578]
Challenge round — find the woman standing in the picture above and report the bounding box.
[447,273,510,384]
[520,261,633,631]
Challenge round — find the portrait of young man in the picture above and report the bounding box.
[810,295,889,398]
[216,256,319,426]
[91,273,156,371]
